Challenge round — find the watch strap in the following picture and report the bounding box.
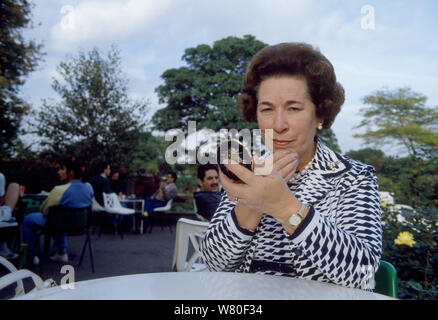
[282,202,308,227]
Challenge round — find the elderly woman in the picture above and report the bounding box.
[200,43,382,290]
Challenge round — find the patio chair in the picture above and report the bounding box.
[374,260,398,298]
[0,255,54,299]
[102,193,135,239]
[171,218,209,272]
[147,199,174,233]
[34,206,95,273]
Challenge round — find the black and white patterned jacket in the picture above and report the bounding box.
[200,141,382,290]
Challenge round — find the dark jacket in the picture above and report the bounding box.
[194,191,222,220]
[89,174,113,206]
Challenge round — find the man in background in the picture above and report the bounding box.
[89,161,112,206]
[193,164,222,221]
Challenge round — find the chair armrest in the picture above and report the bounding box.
[0,269,46,297]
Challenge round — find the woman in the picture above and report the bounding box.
[200,43,382,290]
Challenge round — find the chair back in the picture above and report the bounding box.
[92,197,105,212]
[46,206,91,235]
[16,195,47,224]
[154,199,173,212]
[171,218,209,272]
[103,193,135,215]
[0,256,46,298]
[374,260,398,298]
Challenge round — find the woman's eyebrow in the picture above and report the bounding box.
[257,99,304,107]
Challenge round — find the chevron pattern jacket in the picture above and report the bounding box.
[200,141,382,290]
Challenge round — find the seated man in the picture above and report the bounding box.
[109,168,125,197]
[143,171,178,218]
[22,158,93,264]
[193,164,222,221]
[0,170,20,259]
[89,161,112,206]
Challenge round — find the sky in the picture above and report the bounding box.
[20,0,438,155]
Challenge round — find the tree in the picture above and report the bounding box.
[355,87,438,159]
[32,46,149,167]
[131,132,169,174]
[153,34,341,152]
[0,0,43,159]
[345,148,385,172]
[153,35,267,134]
[318,129,341,153]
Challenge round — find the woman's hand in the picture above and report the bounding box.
[220,151,300,222]
[269,149,299,182]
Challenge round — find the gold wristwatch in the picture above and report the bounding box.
[282,203,308,227]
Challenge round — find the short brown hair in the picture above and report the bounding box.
[237,42,345,130]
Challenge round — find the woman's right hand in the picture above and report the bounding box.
[255,149,298,182]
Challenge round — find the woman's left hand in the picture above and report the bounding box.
[220,157,299,221]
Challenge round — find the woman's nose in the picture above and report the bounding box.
[273,110,288,134]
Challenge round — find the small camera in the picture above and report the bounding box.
[217,139,253,184]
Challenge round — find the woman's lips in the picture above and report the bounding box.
[273,139,293,147]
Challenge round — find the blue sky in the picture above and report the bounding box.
[21,0,438,155]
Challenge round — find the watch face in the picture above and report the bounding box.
[289,215,302,226]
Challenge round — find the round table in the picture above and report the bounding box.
[14,271,393,300]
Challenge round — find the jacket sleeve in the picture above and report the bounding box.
[40,184,69,216]
[287,166,382,290]
[164,184,178,202]
[200,194,255,271]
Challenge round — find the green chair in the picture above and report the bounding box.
[374,260,398,298]
[35,206,95,273]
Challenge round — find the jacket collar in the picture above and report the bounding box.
[290,139,352,205]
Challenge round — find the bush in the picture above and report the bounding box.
[381,200,438,299]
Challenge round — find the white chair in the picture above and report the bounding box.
[102,193,135,239]
[171,218,210,272]
[0,256,54,298]
[148,199,174,233]
[92,197,105,212]
[153,198,173,213]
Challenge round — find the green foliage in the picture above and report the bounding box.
[318,129,341,153]
[381,202,438,299]
[0,0,43,158]
[355,87,438,159]
[153,35,267,134]
[31,46,149,168]
[131,133,169,174]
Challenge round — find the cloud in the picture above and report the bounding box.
[50,0,174,52]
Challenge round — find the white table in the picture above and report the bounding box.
[0,221,18,229]
[120,199,144,233]
[14,272,393,300]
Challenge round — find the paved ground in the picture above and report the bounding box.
[36,226,177,283]
[1,219,181,299]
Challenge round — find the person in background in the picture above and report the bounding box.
[89,161,112,206]
[109,168,125,197]
[193,164,222,221]
[0,165,20,260]
[22,158,93,265]
[143,172,178,229]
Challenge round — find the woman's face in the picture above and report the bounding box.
[256,76,321,167]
